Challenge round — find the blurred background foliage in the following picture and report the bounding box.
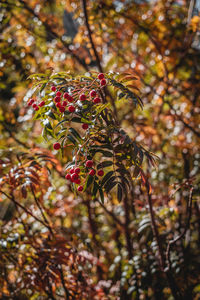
[0,0,200,299]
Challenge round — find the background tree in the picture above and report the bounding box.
[0,0,200,299]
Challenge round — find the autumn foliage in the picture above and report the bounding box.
[0,0,200,299]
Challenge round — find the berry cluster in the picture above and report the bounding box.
[28,98,45,111]
[65,160,104,192]
[29,73,107,193]
[28,73,106,114]
[53,89,75,113]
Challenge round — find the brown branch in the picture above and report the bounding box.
[146,183,182,300]
[1,191,53,232]
[31,187,54,236]
[81,0,103,73]
[58,265,70,300]
[166,101,200,138]
[146,183,165,270]
[15,0,89,70]
[81,0,118,120]
[1,121,29,149]
[96,198,124,227]
[166,187,194,271]
[122,196,133,260]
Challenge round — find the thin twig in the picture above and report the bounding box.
[166,187,194,271]
[146,182,165,270]
[81,0,118,119]
[146,183,182,299]
[96,198,124,227]
[1,191,53,232]
[81,0,103,72]
[1,121,29,149]
[14,0,89,70]
[58,265,70,300]
[31,187,54,236]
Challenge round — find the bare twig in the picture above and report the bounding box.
[13,0,89,70]
[166,187,194,271]
[31,187,54,236]
[1,121,29,149]
[81,0,103,72]
[81,0,118,120]
[96,198,124,227]
[1,191,53,232]
[58,265,70,300]
[146,183,182,299]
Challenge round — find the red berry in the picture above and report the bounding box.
[32,103,37,108]
[82,123,89,130]
[56,102,61,108]
[74,167,81,174]
[51,86,56,92]
[77,185,83,192]
[39,101,45,107]
[70,168,75,174]
[71,173,79,182]
[28,99,34,106]
[97,170,104,176]
[80,94,86,101]
[89,169,96,176]
[100,79,107,86]
[74,178,81,184]
[65,174,71,181]
[59,106,65,113]
[93,97,101,104]
[98,73,104,80]
[68,105,75,113]
[86,160,93,168]
[63,92,69,99]
[90,90,96,97]
[56,91,61,97]
[34,106,39,111]
[53,142,61,150]
[54,96,61,103]
[68,96,74,102]
[62,101,67,106]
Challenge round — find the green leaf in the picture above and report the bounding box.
[55,118,69,128]
[65,161,76,170]
[56,128,67,137]
[106,181,118,193]
[95,103,111,115]
[117,184,123,202]
[93,149,113,157]
[68,127,82,142]
[43,120,53,131]
[80,117,92,124]
[66,134,77,145]
[101,171,114,186]
[27,73,48,79]
[92,181,99,198]
[116,167,128,175]
[97,161,113,169]
[45,111,57,120]
[71,117,82,123]
[40,82,47,93]
[98,187,104,203]
[84,175,94,191]
[104,176,117,193]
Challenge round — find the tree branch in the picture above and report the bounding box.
[166,187,194,271]
[81,0,103,73]
[146,183,182,300]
